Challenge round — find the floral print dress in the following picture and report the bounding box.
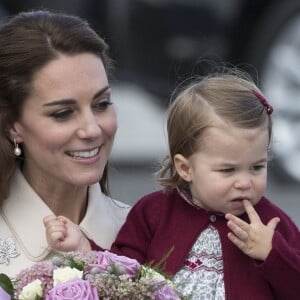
[172,225,225,299]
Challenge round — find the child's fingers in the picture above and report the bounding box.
[45,220,65,231]
[226,200,262,231]
[225,213,249,232]
[48,230,65,242]
[44,219,66,241]
[267,217,280,230]
[57,215,70,224]
[47,231,66,249]
[243,200,260,223]
[227,232,247,252]
[227,220,248,241]
[43,214,58,226]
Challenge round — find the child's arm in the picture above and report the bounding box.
[43,215,91,252]
[225,200,280,261]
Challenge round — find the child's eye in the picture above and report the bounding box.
[219,168,234,173]
[253,165,266,171]
[94,99,113,111]
[50,109,73,120]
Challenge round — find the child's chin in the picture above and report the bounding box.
[228,203,246,216]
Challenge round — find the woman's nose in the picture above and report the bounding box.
[77,112,101,139]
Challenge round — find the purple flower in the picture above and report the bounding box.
[89,251,140,277]
[0,287,11,300]
[45,279,99,300]
[154,284,181,300]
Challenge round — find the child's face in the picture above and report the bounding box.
[180,125,269,216]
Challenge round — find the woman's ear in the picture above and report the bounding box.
[8,122,23,143]
[174,154,192,182]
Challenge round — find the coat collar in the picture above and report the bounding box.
[80,184,130,249]
[1,168,127,261]
[2,168,52,261]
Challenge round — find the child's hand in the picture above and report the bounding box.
[43,215,91,252]
[225,200,280,261]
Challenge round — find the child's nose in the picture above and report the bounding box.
[233,174,252,190]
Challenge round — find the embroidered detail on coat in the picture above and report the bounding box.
[0,237,20,265]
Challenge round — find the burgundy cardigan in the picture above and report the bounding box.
[91,189,300,299]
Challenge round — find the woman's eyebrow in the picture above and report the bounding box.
[93,85,111,100]
[43,85,111,107]
[43,99,76,106]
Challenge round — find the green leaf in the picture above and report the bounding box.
[0,273,14,296]
[65,255,85,271]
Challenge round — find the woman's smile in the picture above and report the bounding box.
[66,146,102,165]
[66,147,100,159]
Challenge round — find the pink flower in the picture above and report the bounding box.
[14,262,55,296]
[90,250,140,277]
[45,279,99,300]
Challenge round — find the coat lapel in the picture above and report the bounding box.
[2,168,51,261]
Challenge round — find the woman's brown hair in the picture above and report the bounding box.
[0,10,113,201]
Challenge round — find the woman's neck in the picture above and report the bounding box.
[42,187,88,224]
[21,167,89,224]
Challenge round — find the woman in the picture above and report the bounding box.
[0,10,130,276]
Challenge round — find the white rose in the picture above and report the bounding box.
[143,267,166,282]
[143,267,174,286]
[19,279,43,300]
[53,266,83,286]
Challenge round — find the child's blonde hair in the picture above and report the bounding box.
[157,69,273,190]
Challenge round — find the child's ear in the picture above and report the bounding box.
[174,154,192,182]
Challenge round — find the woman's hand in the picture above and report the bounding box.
[43,215,91,252]
[225,200,280,261]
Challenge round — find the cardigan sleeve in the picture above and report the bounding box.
[88,197,154,262]
[262,230,300,299]
[109,193,161,264]
[256,204,300,300]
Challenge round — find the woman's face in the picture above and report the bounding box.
[11,53,117,188]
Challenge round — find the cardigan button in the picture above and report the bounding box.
[210,215,217,222]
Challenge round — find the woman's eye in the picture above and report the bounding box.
[50,109,73,120]
[94,99,113,111]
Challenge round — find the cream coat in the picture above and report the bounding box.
[0,168,130,277]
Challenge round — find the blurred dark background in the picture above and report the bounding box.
[0,0,299,225]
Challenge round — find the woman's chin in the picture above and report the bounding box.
[68,172,103,187]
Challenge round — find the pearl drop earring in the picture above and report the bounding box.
[13,139,22,156]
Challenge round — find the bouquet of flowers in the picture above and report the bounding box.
[0,250,183,300]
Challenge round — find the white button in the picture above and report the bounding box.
[210,215,217,222]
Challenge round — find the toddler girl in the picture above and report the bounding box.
[44,70,300,299]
